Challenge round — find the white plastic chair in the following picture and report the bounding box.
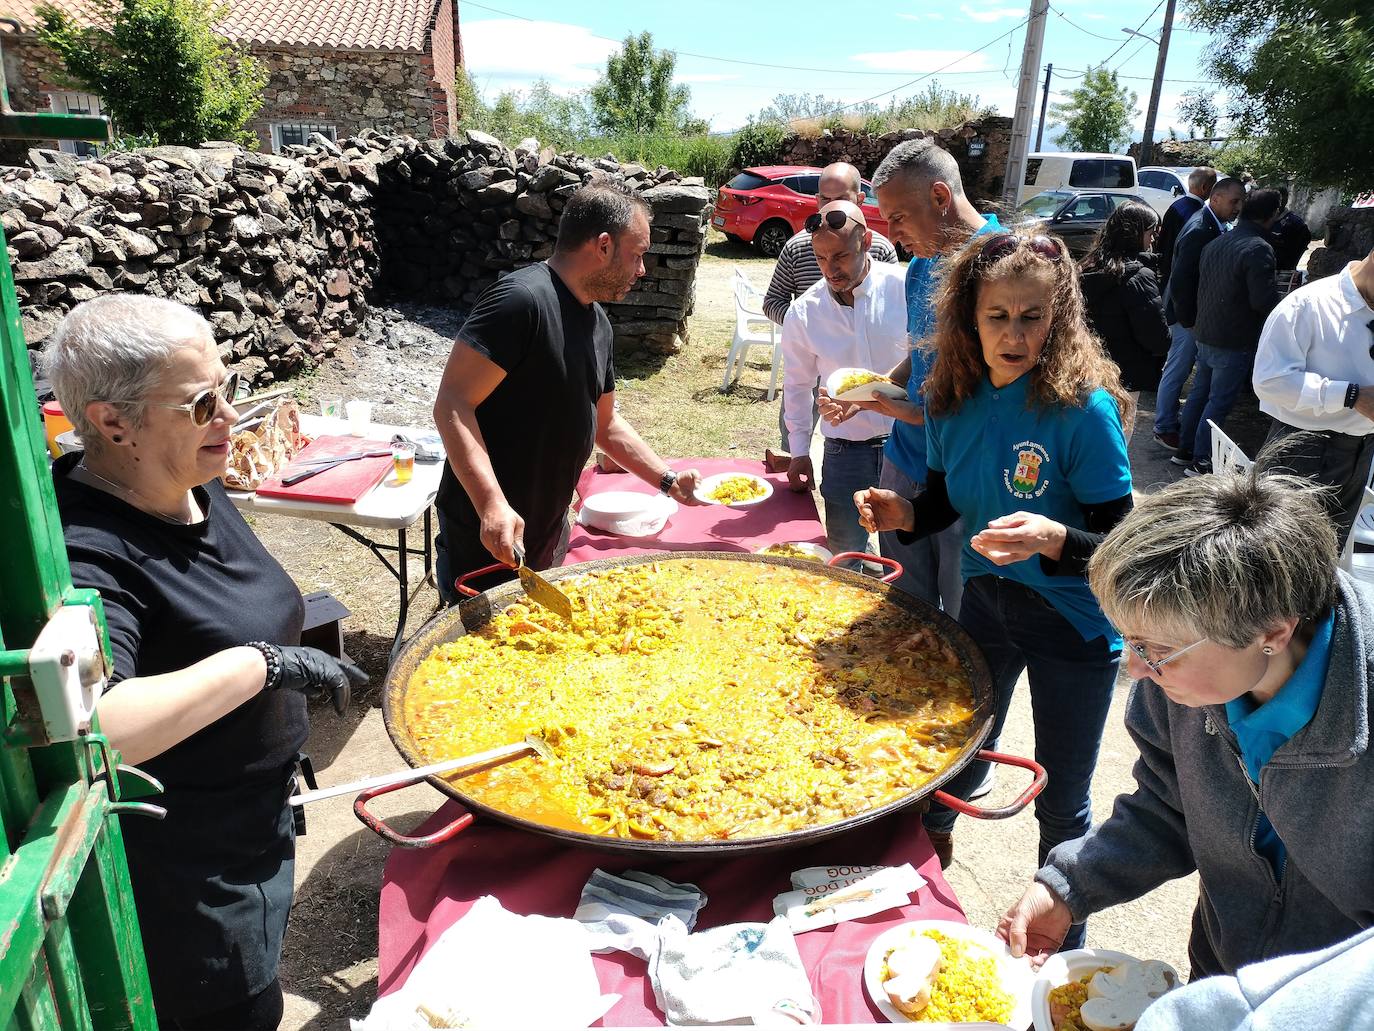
[1208,420,1253,475]
[722,268,781,400]
[1341,487,1374,578]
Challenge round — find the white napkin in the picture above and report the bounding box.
[649,915,819,1026]
[351,896,618,1030]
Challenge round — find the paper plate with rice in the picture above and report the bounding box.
[863,919,1034,1026]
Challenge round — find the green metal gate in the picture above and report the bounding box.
[0,36,160,1031]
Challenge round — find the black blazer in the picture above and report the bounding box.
[1157,194,1204,287]
[1163,206,1224,328]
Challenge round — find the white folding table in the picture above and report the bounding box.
[227,414,444,661]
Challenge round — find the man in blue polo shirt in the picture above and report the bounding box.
[828,138,999,615]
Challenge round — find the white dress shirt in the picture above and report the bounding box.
[780,260,908,456]
[1253,266,1374,435]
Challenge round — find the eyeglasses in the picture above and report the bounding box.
[805,210,865,234]
[119,371,242,427]
[1125,636,1206,677]
[1367,319,1374,362]
[976,232,1064,266]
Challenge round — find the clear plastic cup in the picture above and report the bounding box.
[391,441,415,484]
[345,400,372,436]
[320,396,343,419]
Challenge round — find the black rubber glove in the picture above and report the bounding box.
[268,645,368,715]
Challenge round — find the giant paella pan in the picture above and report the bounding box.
[363,551,1045,852]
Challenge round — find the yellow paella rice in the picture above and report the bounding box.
[761,543,825,562]
[890,929,1014,1024]
[403,560,976,843]
[1047,967,1113,1031]
[706,474,767,504]
[836,370,892,396]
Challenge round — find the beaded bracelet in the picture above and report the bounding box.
[247,641,283,691]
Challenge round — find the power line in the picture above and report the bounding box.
[460,0,963,77]
[712,17,1032,135]
[1047,5,1123,44]
[1056,67,1217,83]
[1115,37,1154,73]
[1099,0,1166,66]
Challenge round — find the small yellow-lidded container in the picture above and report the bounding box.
[42,401,74,457]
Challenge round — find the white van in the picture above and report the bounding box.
[1019,153,1175,215]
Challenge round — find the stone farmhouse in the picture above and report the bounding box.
[0,0,463,156]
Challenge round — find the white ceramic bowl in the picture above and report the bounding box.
[863,919,1035,1027]
[827,366,908,403]
[1030,948,1140,1031]
[695,472,774,508]
[755,542,834,563]
[577,491,678,537]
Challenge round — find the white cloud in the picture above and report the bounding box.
[461,19,616,91]
[677,73,741,83]
[849,49,994,73]
[960,4,1025,22]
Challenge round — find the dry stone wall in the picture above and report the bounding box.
[1308,206,1374,281]
[1,129,712,380]
[764,118,1014,207]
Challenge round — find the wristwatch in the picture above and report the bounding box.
[1345,383,1361,409]
[659,469,679,495]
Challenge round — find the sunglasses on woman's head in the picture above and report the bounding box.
[123,371,243,427]
[805,210,865,234]
[976,232,1063,266]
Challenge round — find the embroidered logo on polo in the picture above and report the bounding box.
[1005,441,1051,499]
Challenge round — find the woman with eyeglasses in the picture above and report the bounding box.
[854,230,1133,950]
[44,295,365,1031]
[998,462,1374,990]
[1079,200,1170,441]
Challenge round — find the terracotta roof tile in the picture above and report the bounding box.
[0,0,441,52]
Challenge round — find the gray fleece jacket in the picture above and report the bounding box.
[1038,572,1374,977]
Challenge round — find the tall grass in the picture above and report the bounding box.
[576,133,735,186]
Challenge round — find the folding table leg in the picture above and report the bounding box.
[390,527,410,664]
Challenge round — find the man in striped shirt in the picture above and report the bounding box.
[764,162,899,453]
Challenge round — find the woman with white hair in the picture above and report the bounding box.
[998,460,1374,983]
[45,295,365,1030]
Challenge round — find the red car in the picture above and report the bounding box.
[712,165,892,257]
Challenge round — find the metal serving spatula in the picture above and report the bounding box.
[514,546,573,620]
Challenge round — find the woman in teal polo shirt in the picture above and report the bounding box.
[857,230,1134,951]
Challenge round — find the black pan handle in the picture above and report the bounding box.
[932,749,1047,820]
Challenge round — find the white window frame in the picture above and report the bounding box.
[270,122,338,153]
[48,91,105,156]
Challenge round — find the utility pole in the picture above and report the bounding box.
[1137,0,1176,167]
[1002,0,1050,208]
[1035,63,1053,151]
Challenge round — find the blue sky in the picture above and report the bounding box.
[459,0,1223,140]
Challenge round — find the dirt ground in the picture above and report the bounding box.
[267,232,1235,1028]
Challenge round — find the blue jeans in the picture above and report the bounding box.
[876,456,964,618]
[819,437,885,568]
[924,575,1120,950]
[1177,343,1254,462]
[1153,323,1196,436]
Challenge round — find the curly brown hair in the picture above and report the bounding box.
[920,230,1132,421]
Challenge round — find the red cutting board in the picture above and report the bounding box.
[255,434,394,504]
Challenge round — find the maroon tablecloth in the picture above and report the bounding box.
[565,458,826,563]
[377,809,967,1025]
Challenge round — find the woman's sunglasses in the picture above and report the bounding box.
[976,232,1064,265]
[121,371,243,427]
[805,210,865,234]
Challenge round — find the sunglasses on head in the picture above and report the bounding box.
[805,210,865,234]
[976,232,1064,266]
[119,371,242,427]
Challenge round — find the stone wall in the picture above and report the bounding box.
[246,46,454,152]
[2,129,712,377]
[1308,206,1374,281]
[763,118,1015,207]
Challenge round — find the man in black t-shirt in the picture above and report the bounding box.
[433,181,703,601]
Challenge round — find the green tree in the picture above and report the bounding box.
[587,31,698,135]
[1176,87,1220,140]
[37,0,267,148]
[1049,65,1138,153]
[455,70,593,148]
[1189,0,1373,190]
